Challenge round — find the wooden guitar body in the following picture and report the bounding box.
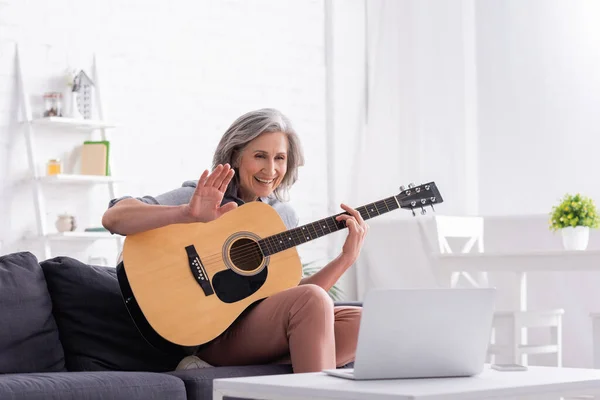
[118,201,302,348]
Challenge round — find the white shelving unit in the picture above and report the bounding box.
[26,231,115,241]
[37,174,122,185]
[45,232,115,241]
[30,117,116,130]
[15,44,122,260]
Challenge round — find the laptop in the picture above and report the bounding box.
[324,288,496,380]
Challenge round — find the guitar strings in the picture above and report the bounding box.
[194,216,346,265]
[195,198,400,266]
[195,197,400,264]
[195,204,379,265]
[199,245,297,274]
[196,218,341,267]
[202,250,314,276]
[197,222,321,267]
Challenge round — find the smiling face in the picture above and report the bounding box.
[236,131,289,202]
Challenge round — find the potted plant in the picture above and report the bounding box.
[302,261,344,301]
[549,193,600,250]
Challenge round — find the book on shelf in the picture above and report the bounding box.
[81,140,111,176]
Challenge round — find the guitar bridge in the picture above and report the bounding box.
[185,245,214,297]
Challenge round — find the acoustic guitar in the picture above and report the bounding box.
[116,182,443,351]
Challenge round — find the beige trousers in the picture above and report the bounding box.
[195,284,362,373]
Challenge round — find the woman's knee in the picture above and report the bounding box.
[288,284,334,315]
[299,284,334,305]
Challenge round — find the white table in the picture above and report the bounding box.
[213,365,600,400]
[436,249,600,272]
[435,249,600,311]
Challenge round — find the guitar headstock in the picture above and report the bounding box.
[395,181,443,215]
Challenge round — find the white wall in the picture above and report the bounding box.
[477,0,600,215]
[0,0,330,264]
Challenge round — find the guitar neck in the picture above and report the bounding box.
[258,195,401,257]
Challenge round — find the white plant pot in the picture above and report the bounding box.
[561,226,590,250]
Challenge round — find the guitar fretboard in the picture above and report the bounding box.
[258,195,400,257]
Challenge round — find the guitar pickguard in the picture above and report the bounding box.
[212,265,268,303]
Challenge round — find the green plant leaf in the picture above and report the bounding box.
[549,193,600,232]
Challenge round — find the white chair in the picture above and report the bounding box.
[590,313,600,368]
[434,216,488,288]
[489,309,563,366]
[419,215,564,367]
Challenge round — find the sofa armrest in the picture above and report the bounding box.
[334,301,363,307]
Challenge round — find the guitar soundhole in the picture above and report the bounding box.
[230,238,263,272]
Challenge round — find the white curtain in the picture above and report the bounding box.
[334,0,475,300]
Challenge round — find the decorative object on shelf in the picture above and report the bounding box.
[72,70,94,119]
[55,214,77,233]
[62,68,77,119]
[43,92,63,117]
[84,227,109,233]
[80,140,110,176]
[46,159,62,176]
[549,193,600,250]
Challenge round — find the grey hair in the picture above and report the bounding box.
[212,108,305,202]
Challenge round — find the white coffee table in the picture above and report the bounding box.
[213,365,600,400]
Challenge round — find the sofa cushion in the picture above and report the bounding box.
[0,252,65,373]
[0,371,186,400]
[169,365,293,400]
[40,256,187,372]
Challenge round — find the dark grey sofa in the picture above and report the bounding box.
[0,252,358,400]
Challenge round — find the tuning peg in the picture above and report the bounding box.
[430,204,435,212]
[421,207,426,215]
[411,208,416,217]
[400,185,406,192]
[408,183,415,189]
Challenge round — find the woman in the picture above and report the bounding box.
[102,108,367,373]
